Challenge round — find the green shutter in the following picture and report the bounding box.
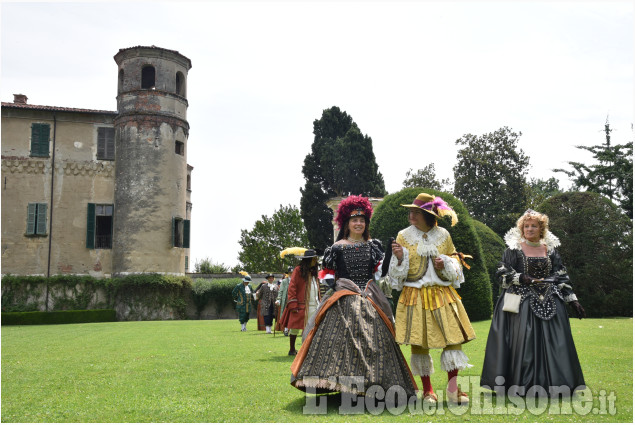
[106,128,115,160]
[97,128,106,159]
[86,203,95,249]
[172,217,176,247]
[26,203,37,235]
[36,203,48,235]
[183,219,190,248]
[109,206,114,246]
[31,123,50,157]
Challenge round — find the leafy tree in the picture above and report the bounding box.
[554,119,633,218]
[538,191,632,317]
[238,204,310,273]
[402,164,452,191]
[472,219,506,306]
[300,106,387,251]
[453,127,530,237]
[369,187,493,321]
[525,177,562,210]
[194,258,230,274]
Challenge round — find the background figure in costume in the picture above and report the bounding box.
[275,266,293,335]
[290,195,417,398]
[480,209,586,396]
[279,250,320,355]
[389,193,476,404]
[232,274,255,332]
[256,273,279,334]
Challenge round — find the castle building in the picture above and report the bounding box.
[1,46,193,277]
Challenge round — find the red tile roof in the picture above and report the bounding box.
[1,102,117,114]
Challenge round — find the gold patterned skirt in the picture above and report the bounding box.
[291,279,418,396]
[395,285,476,349]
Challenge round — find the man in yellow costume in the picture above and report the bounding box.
[389,193,476,404]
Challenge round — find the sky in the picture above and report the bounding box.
[1,0,633,270]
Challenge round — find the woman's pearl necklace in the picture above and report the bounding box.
[525,239,542,247]
[347,237,365,243]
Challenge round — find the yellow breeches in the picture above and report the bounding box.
[395,286,476,349]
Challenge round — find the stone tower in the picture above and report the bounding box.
[112,46,192,275]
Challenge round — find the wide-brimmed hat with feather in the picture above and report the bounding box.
[279,247,317,259]
[402,192,458,226]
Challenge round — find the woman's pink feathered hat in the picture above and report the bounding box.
[335,195,373,229]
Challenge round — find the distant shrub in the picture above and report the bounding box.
[1,309,116,326]
[192,278,243,319]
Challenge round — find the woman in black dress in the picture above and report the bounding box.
[480,209,586,397]
[290,195,417,398]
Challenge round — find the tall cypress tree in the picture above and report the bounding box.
[300,106,387,252]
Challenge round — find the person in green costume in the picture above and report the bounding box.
[232,274,255,331]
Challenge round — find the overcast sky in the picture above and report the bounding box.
[1,1,633,270]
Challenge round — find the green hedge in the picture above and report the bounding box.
[472,219,506,306]
[1,309,117,326]
[2,274,192,320]
[192,277,244,319]
[369,187,493,321]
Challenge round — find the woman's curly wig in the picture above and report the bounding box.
[516,209,549,240]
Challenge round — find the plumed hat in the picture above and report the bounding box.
[280,247,318,259]
[401,192,458,226]
[335,195,373,229]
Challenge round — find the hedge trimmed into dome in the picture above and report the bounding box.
[472,219,506,307]
[369,187,493,321]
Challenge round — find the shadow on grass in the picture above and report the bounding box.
[283,393,345,415]
[258,355,298,363]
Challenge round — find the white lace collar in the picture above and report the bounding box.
[400,225,448,257]
[503,227,561,252]
[401,225,445,246]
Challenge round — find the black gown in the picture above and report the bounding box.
[480,248,585,396]
[290,239,418,397]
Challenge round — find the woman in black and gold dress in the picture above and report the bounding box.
[290,195,417,397]
[480,209,586,396]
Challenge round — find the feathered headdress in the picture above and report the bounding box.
[335,195,373,229]
[238,270,249,277]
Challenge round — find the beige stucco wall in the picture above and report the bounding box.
[1,108,117,276]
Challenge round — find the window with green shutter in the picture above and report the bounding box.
[25,203,48,236]
[183,219,190,248]
[87,203,113,249]
[173,217,187,248]
[30,123,50,157]
[97,127,115,160]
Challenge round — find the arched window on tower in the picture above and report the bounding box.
[176,71,185,96]
[141,65,156,89]
[118,69,124,94]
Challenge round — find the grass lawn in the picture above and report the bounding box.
[1,317,632,422]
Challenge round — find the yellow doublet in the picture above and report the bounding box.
[392,226,476,349]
